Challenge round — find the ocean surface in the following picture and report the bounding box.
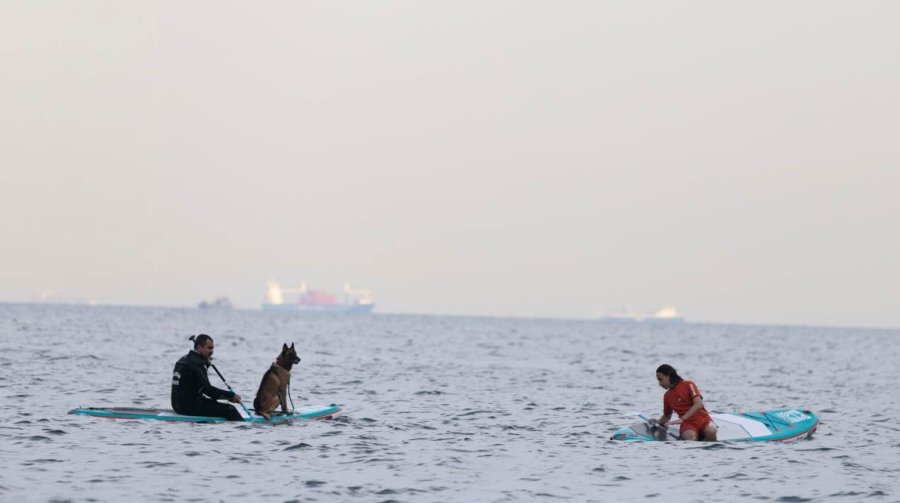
[1,303,898,503]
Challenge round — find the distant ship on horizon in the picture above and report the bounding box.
[29,290,96,306]
[262,282,375,313]
[198,297,233,310]
[597,306,685,323]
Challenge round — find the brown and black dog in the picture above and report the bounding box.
[253,343,301,420]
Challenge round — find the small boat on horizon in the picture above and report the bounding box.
[197,297,233,310]
[597,306,685,323]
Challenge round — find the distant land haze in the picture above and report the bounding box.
[1,2,898,328]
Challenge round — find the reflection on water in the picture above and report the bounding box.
[0,304,898,501]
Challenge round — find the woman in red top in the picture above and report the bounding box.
[654,364,717,441]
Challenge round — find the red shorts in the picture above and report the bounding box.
[679,416,711,436]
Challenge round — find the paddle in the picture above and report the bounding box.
[632,412,680,440]
[209,363,254,421]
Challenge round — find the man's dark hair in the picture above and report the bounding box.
[656,364,683,386]
[189,334,213,349]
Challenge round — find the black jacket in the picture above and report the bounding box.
[171,350,234,411]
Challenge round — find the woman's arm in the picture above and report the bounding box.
[679,396,705,422]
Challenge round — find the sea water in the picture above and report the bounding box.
[0,303,897,502]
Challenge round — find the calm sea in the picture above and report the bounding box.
[1,303,897,502]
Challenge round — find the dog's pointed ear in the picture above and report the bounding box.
[290,342,295,349]
[282,343,288,352]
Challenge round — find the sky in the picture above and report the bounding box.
[1,1,898,327]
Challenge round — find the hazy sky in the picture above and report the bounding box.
[2,1,898,327]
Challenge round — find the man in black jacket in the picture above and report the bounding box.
[171,334,244,421]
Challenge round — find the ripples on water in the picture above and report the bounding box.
[0,304,898,502]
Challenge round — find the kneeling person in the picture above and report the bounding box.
[171,334,243,421]
[654,364,717,441]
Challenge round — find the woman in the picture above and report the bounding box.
[654,364,717,441]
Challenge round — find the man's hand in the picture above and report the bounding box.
[229,393,242,403]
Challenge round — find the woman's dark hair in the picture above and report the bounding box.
[656,364,683,386]
[189,334,213,348]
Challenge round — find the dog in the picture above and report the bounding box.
[253,343,301,420]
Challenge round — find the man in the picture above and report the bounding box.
[171,334,244,421]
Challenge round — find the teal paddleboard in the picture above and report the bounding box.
[611,408,819,442]
[68,404,343,423]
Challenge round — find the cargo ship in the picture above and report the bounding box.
[262,282,375,313]
[597,306,684,323]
